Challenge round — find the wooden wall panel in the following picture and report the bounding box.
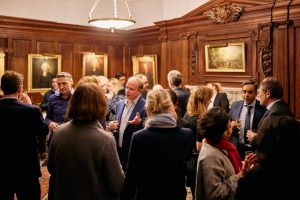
[293,25,300,118]
[58,42,74,79]
[110,45,124,78]
[272,25,289,102]
[0,38,6,52]
[36,41,56,54]
[12,39,31,83]
[168,40,185,83]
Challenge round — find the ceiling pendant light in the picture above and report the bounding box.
[88,0,136,33]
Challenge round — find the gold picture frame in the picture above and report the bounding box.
[205,42,245,72]
[132,55,158,87]
[82,54,108,77]
[0,52,4,79]
[28,54,61,93]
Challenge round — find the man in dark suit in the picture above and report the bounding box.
[167,70,190,118]
[108,76,147,171]
[247,77,294,146]
[229,79,267,159]
[0,71,49,200]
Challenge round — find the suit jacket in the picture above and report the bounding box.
[213,92,229,112]
[173,87,190,118]
[229,100,267,145]
[0,98,49,181]
[122,126,193,200]
[230,100,267,132]
[115,96,147,169]
[257,100,294,127]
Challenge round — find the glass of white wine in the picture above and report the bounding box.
[236,119,241,130]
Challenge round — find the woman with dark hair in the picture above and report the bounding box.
[235,114,300,200]
[122,89,193,200]
[195,107,254,200]
[47,82,124,200]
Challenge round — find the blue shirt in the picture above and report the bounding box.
[45,89,74,126]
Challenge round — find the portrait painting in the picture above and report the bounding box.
[28,54,61,93]
[205,42,245,72]
[132,55,158,88]
[82,54,108,77]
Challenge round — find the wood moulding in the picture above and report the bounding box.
[203,3,245,24]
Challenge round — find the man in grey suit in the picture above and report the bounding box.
[0,71,49,200]
[247,77,294,146]
[229,79,267,159]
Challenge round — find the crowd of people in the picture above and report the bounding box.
[1,69,299,200]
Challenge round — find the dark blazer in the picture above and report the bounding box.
[213,92,229,112]
[0,98,49,180]
[122,126,193,200]
[257,100,294,127]
[115,96,147,170]
[229,99,267,132]
[173,87,190,118]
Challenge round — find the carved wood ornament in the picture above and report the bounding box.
[258,23,272,78]
[203,3,244,24]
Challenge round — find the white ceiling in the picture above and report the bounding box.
[0,0,209,29]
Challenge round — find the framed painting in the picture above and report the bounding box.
[132,55,158,87]
[28,54,61,93]
[205,42,245,72]
[0,52,4,79]
[82,54,108,77]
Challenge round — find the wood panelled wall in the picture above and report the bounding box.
[0,0,299,119]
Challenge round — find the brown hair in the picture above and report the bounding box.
[186,86,213,117]
[1,70,23,95]
[66,82,107,121]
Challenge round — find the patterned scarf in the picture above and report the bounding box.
[205,138,243,173]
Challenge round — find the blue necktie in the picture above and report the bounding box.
[244,105,252,144]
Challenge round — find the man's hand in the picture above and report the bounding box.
[128,112,142,125]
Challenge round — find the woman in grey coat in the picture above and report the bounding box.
[48,82,124,200]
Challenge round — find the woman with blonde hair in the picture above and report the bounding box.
[122,89,193,200]
[183,86,213,199]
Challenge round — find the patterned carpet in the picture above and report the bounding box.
[40,165,50,200]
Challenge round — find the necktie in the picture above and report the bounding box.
[244,105,252,144]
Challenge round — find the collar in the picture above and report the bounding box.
[243,100,256,108]
[267,99,281,110]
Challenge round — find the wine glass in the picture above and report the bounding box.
[236,119,241,130]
